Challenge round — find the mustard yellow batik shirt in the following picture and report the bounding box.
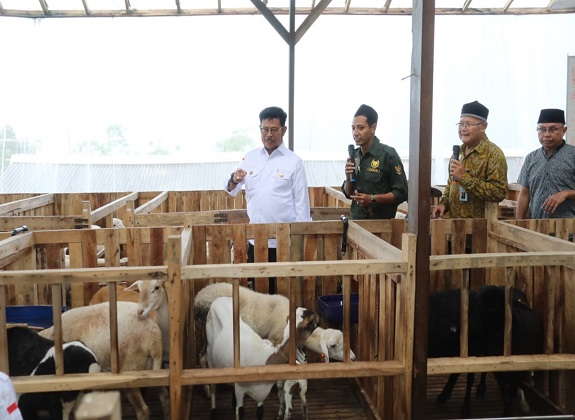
[439,135,508,218]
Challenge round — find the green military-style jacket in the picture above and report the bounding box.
[342,137,408,220]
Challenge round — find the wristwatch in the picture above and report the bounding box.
[370,194,376,204]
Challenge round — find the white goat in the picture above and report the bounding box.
[194,283,357,419]
[39,301,168,420]
[206,296,319,420]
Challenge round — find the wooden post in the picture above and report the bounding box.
[75,391,122,420]
[168,234,184,419]
[408,0,435,418]
[485,201,498,221]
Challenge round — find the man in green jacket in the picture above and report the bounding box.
[342,104,408,220]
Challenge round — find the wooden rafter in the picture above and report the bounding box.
[175,0,181,14]
[462,0,473,12]
[124,0,132,13]
[0,1,4,15]
[345,0,351,14]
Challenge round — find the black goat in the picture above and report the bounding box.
[428,286,542,418]
[477,285,543,417]
[7,326,101,419]
[428,289,485,418]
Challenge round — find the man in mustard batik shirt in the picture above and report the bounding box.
[433,100,508,219]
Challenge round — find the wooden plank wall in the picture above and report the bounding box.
[504,219,575,412]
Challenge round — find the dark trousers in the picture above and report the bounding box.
[247,243,277,294]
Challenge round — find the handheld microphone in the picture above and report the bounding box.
[451,145,460,183]
[348,144,356,186]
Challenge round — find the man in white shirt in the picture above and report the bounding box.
[225,106,311,293]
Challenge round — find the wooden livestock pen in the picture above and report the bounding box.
[0,189,416,419]
[1,190,575,418]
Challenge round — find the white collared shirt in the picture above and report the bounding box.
[225,143,311,246]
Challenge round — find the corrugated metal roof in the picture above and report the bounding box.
[0,152,525,193]
[0,157,347,193]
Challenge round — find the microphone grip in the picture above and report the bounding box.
[348,145,356,184]
[450,145,460,183]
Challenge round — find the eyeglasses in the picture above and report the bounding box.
[260,126,283,135]
[455,122,484,128]
[536,127,561,134]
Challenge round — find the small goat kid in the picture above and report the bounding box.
[275,326,357,420]
[206,296,320,420]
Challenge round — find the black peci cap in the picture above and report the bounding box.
[354,104,378,124]
[537,108,565,124]
[461,100,489,121]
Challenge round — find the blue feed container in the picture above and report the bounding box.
[5,305,66,329]
[317,294,359,324]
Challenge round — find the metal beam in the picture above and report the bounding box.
[250,0,290,44]
[288,0,295,151]
[81,0,91,16]
[503,0,515,12]
[295,0,332,44]
[547,0,558,11]
[38,0,49,16]
[383,0,392,13]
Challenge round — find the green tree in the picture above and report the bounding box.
[216,130,256,152]
[1,125,37,172]
[75,123,129,156]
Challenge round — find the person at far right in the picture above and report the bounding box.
[433,100,508,219]
[516,108,574,219]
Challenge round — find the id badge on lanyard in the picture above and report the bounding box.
[459,185,468,202]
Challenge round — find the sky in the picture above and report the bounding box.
[1,12,574,184]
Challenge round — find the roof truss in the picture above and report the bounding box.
[1,0,574,18]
